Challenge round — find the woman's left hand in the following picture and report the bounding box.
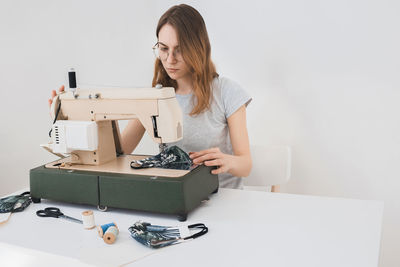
[189,106,252,177]
[189,147,234,175]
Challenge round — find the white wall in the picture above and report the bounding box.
[0,0,160,187]
[1,0,399,266]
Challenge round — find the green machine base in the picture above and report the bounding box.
[29,164,218,221]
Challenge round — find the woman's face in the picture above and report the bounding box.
[157,24,190,81]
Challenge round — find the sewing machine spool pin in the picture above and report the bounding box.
[68,68,77,93]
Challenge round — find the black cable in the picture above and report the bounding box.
[48,101,62,137]
[184,223,208,240]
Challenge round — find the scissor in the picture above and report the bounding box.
[36,207,83,224]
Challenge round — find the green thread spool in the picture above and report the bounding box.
[103,226,119,244]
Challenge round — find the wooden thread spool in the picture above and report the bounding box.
[97,222,118,238]
[103,226,119,244]
[81,210,95,229]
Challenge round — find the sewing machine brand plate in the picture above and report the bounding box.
[45,154,190,178]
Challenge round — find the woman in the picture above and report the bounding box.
[49,4,252,189]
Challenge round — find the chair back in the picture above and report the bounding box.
[244,145,291,187]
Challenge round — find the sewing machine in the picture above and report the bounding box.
[30,80,218,221]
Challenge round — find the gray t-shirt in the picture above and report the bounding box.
[170,76,252,189]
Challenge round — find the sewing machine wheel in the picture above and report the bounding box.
[31,197,41,203]
[97,205,108,212]
[177,214,187,222]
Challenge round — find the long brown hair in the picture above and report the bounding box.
[152,4,218,115]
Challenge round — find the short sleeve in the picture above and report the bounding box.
[219,77,252,118]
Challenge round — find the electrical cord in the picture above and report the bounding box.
[48,101,62,138]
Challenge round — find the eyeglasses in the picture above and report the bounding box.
[152,42,183,62]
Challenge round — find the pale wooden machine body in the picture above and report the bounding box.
[48,87,182,167]
[30,86,219,221]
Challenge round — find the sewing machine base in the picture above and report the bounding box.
[29,161,218,221]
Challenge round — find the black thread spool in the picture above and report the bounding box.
[68,68,77,90]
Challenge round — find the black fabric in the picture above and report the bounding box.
[128,221,208,249]
[130,145,192,170]
[0,192,31,213]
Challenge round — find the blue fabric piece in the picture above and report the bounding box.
[128,221,181,249]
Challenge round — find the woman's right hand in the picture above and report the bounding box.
[48,85,65,108]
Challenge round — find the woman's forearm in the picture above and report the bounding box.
[228,154,252,177]
[120,119,146,154]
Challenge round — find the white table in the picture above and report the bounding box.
[0,188,383,267]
